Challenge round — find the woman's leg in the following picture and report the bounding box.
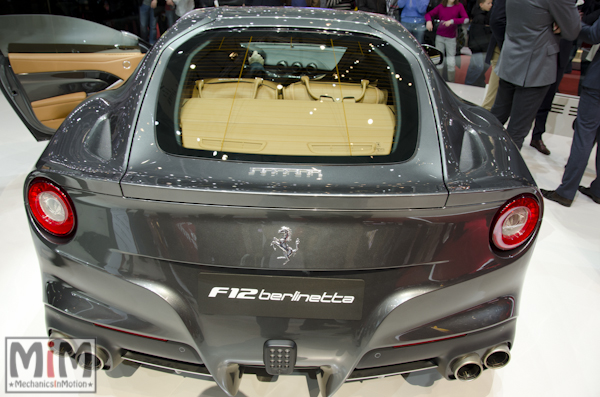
[435,35,447,78]
[444,36,457,83]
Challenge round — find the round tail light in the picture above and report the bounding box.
[27,179,76,237]
[491,194,540,250]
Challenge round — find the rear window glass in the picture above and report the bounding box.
[156,29,419,164]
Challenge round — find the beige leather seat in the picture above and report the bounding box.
[194,78,279,100]
[283,76,388,104]
[180,76,395,156]
[180,97,395,156]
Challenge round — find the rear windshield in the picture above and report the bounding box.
[156,29,419,164]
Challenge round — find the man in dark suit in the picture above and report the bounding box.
[490,0,581,150]
[542,17,600,207]
[528,38,574,155]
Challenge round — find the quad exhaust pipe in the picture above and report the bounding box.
[451,344,511,381]
[451,353,483,381]
[75,344,110,370]
[483,344,511,369]
[48,331,111,370]
[48,331,76,356]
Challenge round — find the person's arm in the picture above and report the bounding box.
[396,0,407,9]
[425,4,440,31]
[453,3,469,24]
[583,9,600,25]
[489,0,506,48]
[581,18,600,44]
[550,0,581,41]
[425,4,440,21]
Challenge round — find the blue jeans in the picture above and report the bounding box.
[166,8,176,29]
[464,52,487,87]
[401,22,426,44]
[139,4,157,45]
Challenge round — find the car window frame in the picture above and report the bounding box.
[154,27,422,165]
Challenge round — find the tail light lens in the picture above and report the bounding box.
[27,179,76,237]
[491,194,540,250]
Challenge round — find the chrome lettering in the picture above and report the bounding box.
[249,167,323,180]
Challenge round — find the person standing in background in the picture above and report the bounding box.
[541,16,600,207]
[490,0,580,150]
[425,0,469,82]
[464,0,493,87]
[139,0,158,45]
[358,0,387,13]
[396,0,430,43]
[528,38,574,155]
[172,0,194,17]
[480,0,504,110]
[165,1,176,28]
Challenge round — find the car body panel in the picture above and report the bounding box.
[32,186,534,395]
[17,7,543,397]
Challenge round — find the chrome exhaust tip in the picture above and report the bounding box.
[48,331,76,356]
[451,353,483,381]
[75,345,109,370]
[483,344,511,369]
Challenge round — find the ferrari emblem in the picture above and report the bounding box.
[271,226,300,265]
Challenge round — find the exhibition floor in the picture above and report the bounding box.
[0,86,599,397]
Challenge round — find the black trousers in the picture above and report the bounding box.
[556,86,600,200]
[531,39,574,140]
[491,79,550,150]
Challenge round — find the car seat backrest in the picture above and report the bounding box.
[283,76,388,104]
[179,97,395,156]
[194,78,279,100]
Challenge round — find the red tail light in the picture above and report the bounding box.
[27,179,76,237]
[491,194,540,250]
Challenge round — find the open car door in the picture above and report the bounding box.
[0,14,148,140]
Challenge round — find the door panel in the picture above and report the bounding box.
[9,53,144,82]
[0,14,147,140]
[31,91,87,129]
[16,71,122,102]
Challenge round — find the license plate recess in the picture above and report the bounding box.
[198,272,364,320]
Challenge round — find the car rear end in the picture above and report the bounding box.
[24,8,542,397]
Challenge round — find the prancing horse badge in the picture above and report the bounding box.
[271,226,300,265]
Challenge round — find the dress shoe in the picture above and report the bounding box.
[540,189,572,207]
[578,186,600,204]
[530,139,551,155]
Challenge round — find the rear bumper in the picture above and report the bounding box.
[40,237,532,396]
[46,305,515,383]
[353,318,516,381]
